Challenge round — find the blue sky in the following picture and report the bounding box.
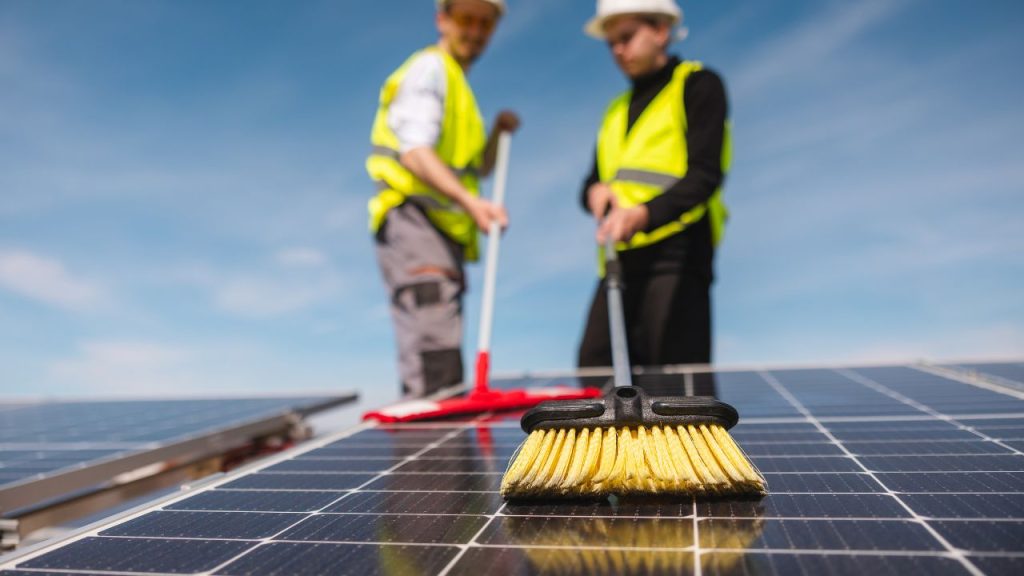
[1,0,1022,406]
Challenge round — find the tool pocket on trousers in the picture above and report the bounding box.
[411,281,442,308]
[421,348,463,393]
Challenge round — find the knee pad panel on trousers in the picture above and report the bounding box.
[411,281,442,308]
[420,348,463,395]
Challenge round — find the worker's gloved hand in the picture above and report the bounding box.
[597,197,649,244]
[467,196,509,234]
[493,109,521,134]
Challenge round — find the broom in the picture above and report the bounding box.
[500,238,765,497]
[363,132,602,423]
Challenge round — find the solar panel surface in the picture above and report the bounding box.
[2,364,1023,575]
[0,396,352,512]
[944,362,1024,392]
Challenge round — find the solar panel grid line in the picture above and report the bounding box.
[434,501,508,576]
[202,423,482,574]
[758,370,989,576]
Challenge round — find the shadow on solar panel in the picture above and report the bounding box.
[496,513,764,574]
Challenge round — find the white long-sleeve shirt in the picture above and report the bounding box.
[387,52,446,154]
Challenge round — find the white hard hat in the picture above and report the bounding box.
[436,0,506,15]
[584,0,682,39]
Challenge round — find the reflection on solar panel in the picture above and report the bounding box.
[2,364,1023,575]
[0,396,355,516]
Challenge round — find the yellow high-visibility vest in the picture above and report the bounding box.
[596,60,731,271]
[367,46,486,261]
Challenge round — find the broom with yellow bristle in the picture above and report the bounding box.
[500,239,766,499]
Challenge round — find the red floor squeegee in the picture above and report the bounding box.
[363,132,602,423]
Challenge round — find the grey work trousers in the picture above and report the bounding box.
[375,202,465,398]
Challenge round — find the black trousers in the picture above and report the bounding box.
[577,267,712,369]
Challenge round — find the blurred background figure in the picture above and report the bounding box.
[367,0,520,398]
[578,0,730,377]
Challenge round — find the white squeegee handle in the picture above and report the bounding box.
[476,131,511,357]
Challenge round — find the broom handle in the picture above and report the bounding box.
[474,131,512,393]
[604,238,634,388]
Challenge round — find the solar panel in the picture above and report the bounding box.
[0,395,356,531]
[1,363,1022,575]
[943,362,1024,392]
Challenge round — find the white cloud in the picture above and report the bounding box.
[732,0,912,99]
[275,247,328,268]
[214,275,341,317]
[161,252,346,319]
[0,248,106,312]
[50,340,193,394]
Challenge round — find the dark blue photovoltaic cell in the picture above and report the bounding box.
[699,519,943,551]
[17,537,254,573]
[214,542,460,576]
[363,473,501,492]
[219,472,375,491]
[277,513,488,544]
[325,491,504,515]
[698,553,971,576]
[99,511,304,539]
[929,520,1024,552]
[699,494,910,519]
[4,363,1024,576]
[900,493,1024,519]
[262,458,395,473]
[876,471,1024,493]
[165,490,346,513]
[750,456,862,473]
[967,556,1024,576]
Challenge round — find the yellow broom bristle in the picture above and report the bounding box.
[500,424,766,498]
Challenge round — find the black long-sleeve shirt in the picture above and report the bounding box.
[581,56,728,278]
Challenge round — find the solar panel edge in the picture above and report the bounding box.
[0,408,377,570]
[0,395,359,514]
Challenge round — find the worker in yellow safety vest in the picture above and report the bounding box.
[367,0,520,398]
[578,0,731,371]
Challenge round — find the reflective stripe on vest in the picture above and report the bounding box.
[595,60,730,273]
[366,47,486,261]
